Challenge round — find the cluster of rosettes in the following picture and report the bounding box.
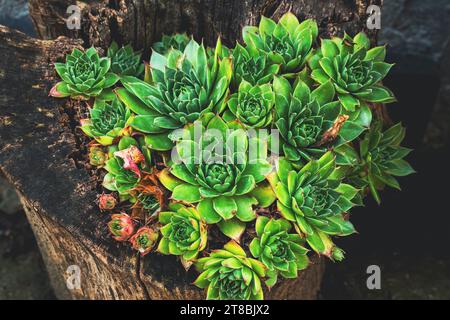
[51,13,414,300]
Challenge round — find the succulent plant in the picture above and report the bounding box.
[194,240,266,300]
[158,115,274,240]
[80,97,132,146]
[107,42,145,77]
[309,32,396,112]
[152,33,191,56]
[50,12,413,301]
[51,48,119,100]
[88,146,108,167]
[108,213,135,241]
[224,80,275,128]
[230,43,280,89]
[351,122,414,204]
[243,13,318,74]
[98,193,117,211]
[129,226,159,256]
[271,76,340,164]
[268,152,358,257]
[158,203,207,262]
[129,172,165,219]
[249,216,309,287]
[116,38,232,151]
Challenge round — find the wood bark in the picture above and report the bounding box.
[0,0,381,300]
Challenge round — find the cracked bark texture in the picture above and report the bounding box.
[0,0,381,299]
[29,0,382,56]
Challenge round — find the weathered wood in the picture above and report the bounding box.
[0,0,382,300]
[29,0,382,55]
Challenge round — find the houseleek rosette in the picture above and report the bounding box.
[152,33,190,56]
[249,216,309,287]
[129,226,159,256]
[157,203,207,262]
[107,42,145,77]
[108,213,135,241]
[224,80,275,128]
[271,76,341,164]
[51,47,119,100]
[194,240,266,300]
[268,152,358,258]
[231,43,280,89]
[116,38,232,151]
[158,115,274,241]
[345,122,414,204]
[309,32,396,112]
[80,97,132,146]
[243,12,318,74]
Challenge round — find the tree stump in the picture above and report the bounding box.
[0,0,381,300]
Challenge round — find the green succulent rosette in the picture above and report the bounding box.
[51,47,119,100]
[249,216,309,287]
[270,76,340,165]
[107,42,145,77]
[243,12,318,75]
[309,32,396,112]
[194,240,266,300]
[159,115,274,241]
[338,122,414,204]
[80,97,132,146]
[116,38,232,151]
[157,203,207,262]
[268,152,358,257]
[152,33,191,56]
[231,43,280,89]
[223,80,275,128]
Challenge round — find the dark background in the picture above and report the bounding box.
[0,0,449,299]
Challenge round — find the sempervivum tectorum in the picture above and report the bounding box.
[80,97,132,146]
[268,152,358,258]
[152,33,191,56]
[129,226,159,256]
[224,80,275,128]
[116,38,232,151]
[107,42,145,78]
[158,115,274,241]
[108,213,135,241]
[346,122,414,204]
[194,240,266,300]
[230,43,280,89]
[249,216,309,288]
[270,76,340,165]
[157,203,207,263]
[243,12,318,75]
[51,47,119,100]
[309,32,396,112]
